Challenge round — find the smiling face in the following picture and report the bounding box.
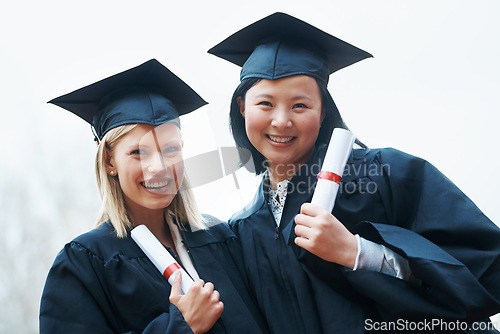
[239,75,324,181]
[106,122,184,220]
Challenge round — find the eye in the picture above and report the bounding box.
[293,103,308,109]
[131,149,146,156]
[163,145,181,155]
[130,149,147,159]
[258,101,273,107]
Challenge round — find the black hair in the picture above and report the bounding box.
[229,77,365,174]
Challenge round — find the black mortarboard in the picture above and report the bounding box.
[208,12,372,84]
[49,59,207,140]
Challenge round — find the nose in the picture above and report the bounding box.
[145,152,166,173]
[271,108,292,129]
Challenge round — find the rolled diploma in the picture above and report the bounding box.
[311,128,356,212]
[131,224,193,294]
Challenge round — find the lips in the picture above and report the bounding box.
[267,135,295,143]
[140,178,173,193]
[142,180,170,189]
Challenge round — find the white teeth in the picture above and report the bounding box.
[268,135,293,143]
[143,180,169,189]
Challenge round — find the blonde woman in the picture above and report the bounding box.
[40,59,268,334]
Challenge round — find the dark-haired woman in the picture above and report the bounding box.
[210,12,500,333]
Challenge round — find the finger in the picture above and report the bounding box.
[294,236,311,251]
[294,224,311,239]
[301,202,327,216]
[215,301,224,315]
[211,290,221,303]
[169,271,182,298]
[294,213,316,227]
[192,279,205,290]
[205,281,215,292]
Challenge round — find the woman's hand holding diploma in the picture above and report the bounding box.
[169,273,224,334]
[133,224,224,332]
[294,203,358,268]
[294,128,358,268]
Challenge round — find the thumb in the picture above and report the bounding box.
[169,271,182,301]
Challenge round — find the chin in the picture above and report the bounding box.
[148,197,175,210]
[267,155,294,165]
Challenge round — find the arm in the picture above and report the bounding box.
[295,148,500,320]
[40,250,115,334]
[344,149,500,320]
[40,242,219,334]
[353,234,417,282]
[294,204,416,281]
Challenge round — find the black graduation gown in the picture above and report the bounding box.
[229,146,500,333]
[40,218,269,334]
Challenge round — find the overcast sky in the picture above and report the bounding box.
[1,0,499,331]
[1,0,499,227]
[5,0,498,219]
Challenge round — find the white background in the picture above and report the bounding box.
[1,0,499,332]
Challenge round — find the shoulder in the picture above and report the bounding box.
[374,148,441,181]
[228,180,266,226]
[73,222,116,246]
[377,147,427,165]
[341,148,449,199]
[350,147,423,164]
[202,213,226,228]
[202,214,233,239]
[182,214,236,248]
[352,148,454,197]
[68,223,141,263]
[350,147,431,174]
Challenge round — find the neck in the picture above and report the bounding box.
[267,162,300,190]
[267,147,318,189]
[128,204,173,248]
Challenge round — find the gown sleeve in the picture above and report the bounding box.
[40,242,193,334]
[353,235,416,282]
[343,148,500,321]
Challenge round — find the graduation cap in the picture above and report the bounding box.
[208,12,372,84]
[49,59,207,141]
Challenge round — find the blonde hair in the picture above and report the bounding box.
[95,124,206,237]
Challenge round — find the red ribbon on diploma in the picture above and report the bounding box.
[317,171,341,184]
[163,263,181,280]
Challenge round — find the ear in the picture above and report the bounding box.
[104,148,116,175]
[237,96,245,118]
[320,107,326,124]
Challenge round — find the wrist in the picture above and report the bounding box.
[342,233,358,269]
